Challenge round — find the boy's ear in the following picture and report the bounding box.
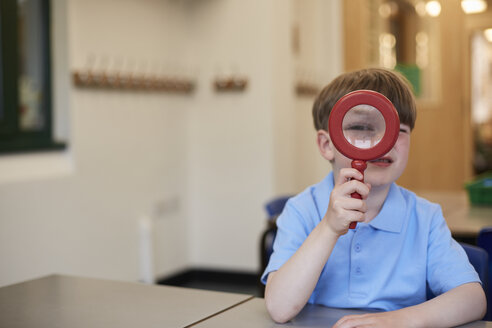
[317,130,335,161]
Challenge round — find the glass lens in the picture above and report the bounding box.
[342,105,386,149]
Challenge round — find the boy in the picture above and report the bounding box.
[262,68,486,327]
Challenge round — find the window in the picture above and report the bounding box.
[0,0,64,153]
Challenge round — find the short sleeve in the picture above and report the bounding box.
[260,199,316,284]
[426,205,481,296]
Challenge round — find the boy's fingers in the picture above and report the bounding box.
[338,209,365,224]
[335,197,367,212]
[350,211,365,223]
[348,198,367,212]
[336,168,363,185]
[333,314,368,328]
[337,179,370,198]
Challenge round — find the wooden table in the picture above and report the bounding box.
[191,297,492,328]
[191,297,377,327]
[417,191,492,239]
[193,298,492,328]
[0,274,252,328]
[1,275,490,327]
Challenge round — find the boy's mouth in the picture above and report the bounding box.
[368,157,393,167]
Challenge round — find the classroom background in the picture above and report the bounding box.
[1,0,491,294]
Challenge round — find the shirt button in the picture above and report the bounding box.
[355,267,362,275]
[355,243,362,252]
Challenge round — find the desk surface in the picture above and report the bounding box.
[1,275,490,328]
[417,191,492,235]
[192,297,375,328]
[192,297,492,328]
[0,274,252,328]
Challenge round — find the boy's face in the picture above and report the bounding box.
[317,124,411,189]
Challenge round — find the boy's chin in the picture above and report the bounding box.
[365,173,397,187]
[365,178,388,188]
[365,173,403,189]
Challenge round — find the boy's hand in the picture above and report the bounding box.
[333,311,412,328]
[324,168,370,236]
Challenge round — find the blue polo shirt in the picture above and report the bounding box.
[261,172,480,311]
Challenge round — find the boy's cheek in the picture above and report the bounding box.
[396,134,410,149]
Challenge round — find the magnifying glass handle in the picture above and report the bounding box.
[349,160,367,229]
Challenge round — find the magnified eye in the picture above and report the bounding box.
[341,104,386,149]
[344,124,375,132]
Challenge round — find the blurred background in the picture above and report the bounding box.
[0,0,491,293]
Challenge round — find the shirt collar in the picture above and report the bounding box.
[313,172,406,233]
[368,183,406,233]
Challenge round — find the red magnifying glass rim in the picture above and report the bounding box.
[328,90,400,161]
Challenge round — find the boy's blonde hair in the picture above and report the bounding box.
[312,68,417,131]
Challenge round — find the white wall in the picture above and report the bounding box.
[0,0,191,286]
[292,0,342,191]
[184,0,276,270]
[184,0,342,271]
[0,0,342,287]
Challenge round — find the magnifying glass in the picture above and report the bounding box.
[328,90,400,229]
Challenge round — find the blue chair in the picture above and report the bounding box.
[478,227,492,277]
[259,195,291,295]
[260,196,291,268]
[477,228,492,320]
[261,196,292,260]
[462,243,490,320]
[264,195,292,219]
[460,243,489,295]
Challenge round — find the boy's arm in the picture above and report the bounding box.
[265,218,339,323]
[265,168,370,323]
[333,282,486,328]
